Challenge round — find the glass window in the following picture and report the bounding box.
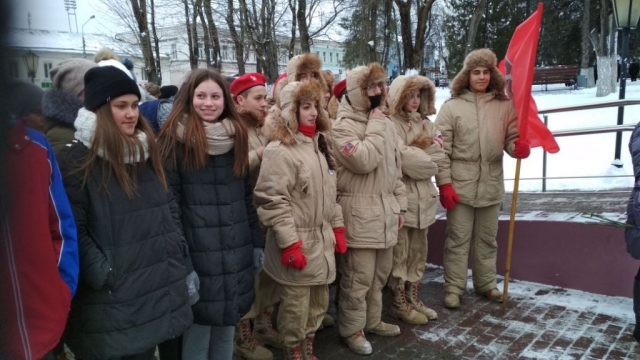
[43,62,53,79]
[171,44,178,59]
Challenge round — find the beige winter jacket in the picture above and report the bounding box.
[435,90,518,208]
[331,64,407,249]
[238,109,268,187]
[254,80,343,286]
[388,75,444,229]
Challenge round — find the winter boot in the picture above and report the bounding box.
[365,321,401,337]
[634,275,640,342]
[342,330,373,355]
[254,309,283,349]
[283,345,304,360]
[406,282,438,320]
[389,287,428,325]
[233,320,273,360]
[444,293,460,309]
[302,334,319,360]
[478,288,503,303]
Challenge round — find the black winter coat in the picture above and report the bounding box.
[168,143,263,326]
[58,142,193,359]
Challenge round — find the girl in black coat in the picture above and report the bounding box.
[158,69,264,360]
[58,64,193,360]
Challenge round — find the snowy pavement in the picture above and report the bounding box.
[299,267,640,360]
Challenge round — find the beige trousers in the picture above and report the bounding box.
[241,270,280,320]
[443,203,501,295]
[388,227,428,290]
[338,248,393,337]
[276,284,329,347]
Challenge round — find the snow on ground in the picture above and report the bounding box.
[432,81,640,192]
[426,263,633,323]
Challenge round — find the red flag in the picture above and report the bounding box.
[498,3,560,154]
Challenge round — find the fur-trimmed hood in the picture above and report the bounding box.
[264,80,330,145]
[388,75,436,119]
[42,89,84,130]
[274,53,327,106]
[237,108,265,128]
[345,63,388,113]
[450,48,507,100]
[322,70,335,94]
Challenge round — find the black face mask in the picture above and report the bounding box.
[369,95,382,109]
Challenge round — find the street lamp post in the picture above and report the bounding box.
[82,15,95,58]
[611,0,640,167]
[22,50,39,84]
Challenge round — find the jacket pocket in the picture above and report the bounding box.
[349,206,384,239]
[489,162,503,178]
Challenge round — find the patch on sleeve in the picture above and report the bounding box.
[341,142,357,156]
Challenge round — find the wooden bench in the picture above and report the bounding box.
[533,65,579,91]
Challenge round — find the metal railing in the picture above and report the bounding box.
[515,99,639,191]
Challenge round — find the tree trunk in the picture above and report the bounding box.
[368,4,378,63]
[191,0,200,69]
[381,0,392,69]
[580,0,591,68]
[288,0,297,58]
[202,0,222,70]
[183,0,198,70]
[297,0,309,52]
[596,55,614,96]
[150,0,161,84]
[394,0,436,71]
[464,0,488,56]
[392,4,402,73]
[197,2,212,68]
[223,0,244,73]
[129,0,159,84]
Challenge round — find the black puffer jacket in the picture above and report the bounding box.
[168,144,263,326]
[58,142,193,359]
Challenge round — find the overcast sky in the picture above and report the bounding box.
[10,0,120,34]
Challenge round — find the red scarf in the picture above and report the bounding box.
[298,123,317,138]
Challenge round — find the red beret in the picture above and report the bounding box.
[230,72,266,97]
[333,78,347,98]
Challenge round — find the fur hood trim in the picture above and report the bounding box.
[41,89,84,129]
[275,53,327,107]
[450,48,507,100]
[237,108,265,128]
[388,75,436,118]
[345,63,388,112]
[322,70,336,93]
[264,80,330,144]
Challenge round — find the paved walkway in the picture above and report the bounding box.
[260,268,640,360]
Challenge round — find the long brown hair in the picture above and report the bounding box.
[158,69,249,177]
[72,104,167,198]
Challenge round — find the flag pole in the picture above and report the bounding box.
[503,158,521,309]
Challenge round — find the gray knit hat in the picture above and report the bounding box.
[50,58,97,97]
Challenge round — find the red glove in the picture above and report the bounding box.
[333,227,347,254]
[281,241,307,270]
[439,183,460,210]
[513,139,531,159]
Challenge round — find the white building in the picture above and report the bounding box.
[6,26,347,88]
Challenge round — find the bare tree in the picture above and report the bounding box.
[288,0,297,58]
[394,0,436,71]
[182,0,198,69]
[298,0,349,52]
[464,0,488,56]
[224,0,245,74]
[238,0,281,81]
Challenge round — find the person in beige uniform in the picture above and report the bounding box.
[273,53,327,108]
[331,63,407,355]
[254,79,346,360]
[434,48,530,309]
[387,75,443,325]
[230,73,279,360]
